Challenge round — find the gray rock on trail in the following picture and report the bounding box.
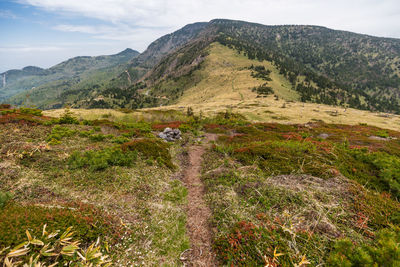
[158,127,181,142]
[318,133,329,140]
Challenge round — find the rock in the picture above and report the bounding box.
[318,133,329,139]
[158,132,167,139]
[158,127,181,142]
[368,135,397,141]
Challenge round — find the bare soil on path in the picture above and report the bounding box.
[181,134,217,267]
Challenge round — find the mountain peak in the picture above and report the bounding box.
[117,48,139,56]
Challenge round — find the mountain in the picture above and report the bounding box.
[70,19,400,113]
[143,19,400,112]
[5,19,400,113]
[1,48,139,107]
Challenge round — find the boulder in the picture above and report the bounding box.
[158,127,181,142]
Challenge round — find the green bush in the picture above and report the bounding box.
[125,121,152,133]
[204,111,248,127]
[214,220,317,266]
[178,123,193,133]
[327,227,400,266]
[79,129,95,137]
[0,109,16,115]
[375,130,389,138]
[19,107,42,116]
[112,136,131,144]
[121,139,175,169]
[252,83,274,96]
[0,191,12,209]
[89,133,113,142]
[337,146,400,197]
[46,125,77,144]
[58,110,79,124]
[68,147,137,171]
[232,140,332,177]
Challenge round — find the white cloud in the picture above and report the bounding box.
[16,0,400,41]
[0,46,64,52]
[3,0,399,72]
[0,10,18,19]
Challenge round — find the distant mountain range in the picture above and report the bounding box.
[2,19,400,113]
[0,48,139,108]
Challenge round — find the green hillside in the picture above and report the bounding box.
[73,19,400,113]
[3,48,139,108]
[141,19,400,113]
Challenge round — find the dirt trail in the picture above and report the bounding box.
[181,133,217,267]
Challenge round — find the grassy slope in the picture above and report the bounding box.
[44,44,400,132]
[2,108,400,265]
[0,111,190,265]
[145,43,400,131]
[159,42,299,105]
[201,121,400,265]
[44,101,400,133]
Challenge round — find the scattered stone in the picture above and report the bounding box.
[318,133,329,139]
[158,127,181,142]
[368,135,397,141]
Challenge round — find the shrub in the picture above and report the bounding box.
[327,227,400,266]
[112,136,131,144]
[79,129,95,137]
[152,121,182,131]
[232,140,332,177]
[337,146,400,198]
[178,123,195,133]
[0,104,11,109]
[0,109,16,115]
[203,124,228,134]
[19,107,42,116]
[214,220,315,266]
[0,191,12,209]
[204,112,248,127]
[68,147,137,171]
[58,110,79,124]
[89,133,113,142]
[0,201,120,248]
[121,139,174,169]
[0,226,111,266]
[46,125,77,144]
[252,83,274,96]
[126,121,152,133]
[375,130,389,138]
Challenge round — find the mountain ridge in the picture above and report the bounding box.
[0,48,139,106]
[3,19,400,113]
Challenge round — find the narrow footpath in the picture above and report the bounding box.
[181,134,217,267]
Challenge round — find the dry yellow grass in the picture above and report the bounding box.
[177,42,299,104]
[44,43,400,131]
[44,97,400,132]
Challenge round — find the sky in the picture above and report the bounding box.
[1,0,400,73]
